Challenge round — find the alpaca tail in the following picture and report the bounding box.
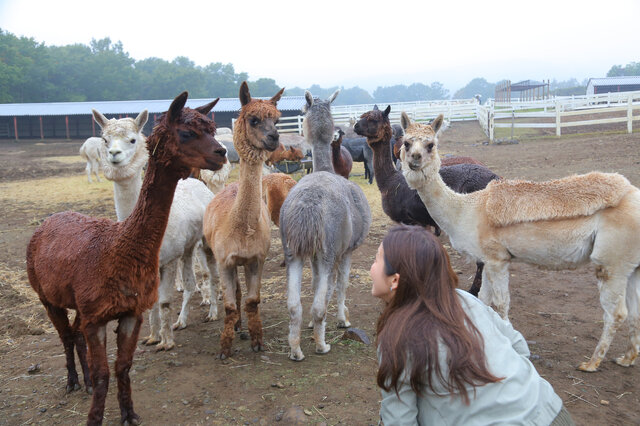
[79,144,88,160]
[281,204,325,259]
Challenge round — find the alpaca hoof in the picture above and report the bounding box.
[289,350,305,362]
[122,412,141,426]
[171,321,187,331]
[337,320,351,329]
[239,331,250,340]
[307,320,314,329]
[251,343,264,352]
[205,313,218,322]
[86,385,93,395]
[577,360,599,372]
[316,343,331,355]
[141,336,160,346]
[279,260,286,268]
[615,355,636,367]
[155,342,175,352]
[65,382,81,393]
[200,299,211,306]
[218,349,232,360]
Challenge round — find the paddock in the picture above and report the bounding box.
[0,121,639,424]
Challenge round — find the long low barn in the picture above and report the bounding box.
[0,96,306,140]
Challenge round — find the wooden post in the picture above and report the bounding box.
[628,94,633,134]
[13,117,18,140]
[39,116,44,140]
[555,100,561,136]
[65,116,70,140]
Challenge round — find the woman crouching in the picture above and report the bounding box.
[371,224,573,425]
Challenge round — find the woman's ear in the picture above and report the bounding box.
[390,273,400,291]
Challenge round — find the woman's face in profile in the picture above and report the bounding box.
[370,243,397,301]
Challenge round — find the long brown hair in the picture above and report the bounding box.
[376,225,502,404]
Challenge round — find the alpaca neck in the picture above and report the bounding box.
[331,143,342,166]
[369,137,397,191]
[409,156,469,233]
[113,173,143,221]
[312,141,334,173]
[120,159,179,277]
[231,158,264,229]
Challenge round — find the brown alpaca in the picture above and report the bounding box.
[262,173,297,227]
[331,128,353,179]
[204,82,284,359]
[26,92,226,425]
[441,155,485,167]
[266,143,304,165]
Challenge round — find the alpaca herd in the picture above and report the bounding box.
[27,83,640,424]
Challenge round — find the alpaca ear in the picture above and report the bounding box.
[400,111,411,130]
[305,91,314,108]
[384,105,391,117]
[92,109,109,129]
[327,89,340,104]
[239,81,251,106]
[196,98,219,116]
[134,110,148,131]
[430,114,444,134]
[270,87,285,105]
[168,91,188,123]
[373,104,379,111]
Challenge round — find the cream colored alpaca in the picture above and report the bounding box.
[400,112,640,372]
[204,82,284,359]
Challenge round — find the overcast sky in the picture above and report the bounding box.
[1,0,638,95]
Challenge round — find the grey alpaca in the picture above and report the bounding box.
[279,90,372,361]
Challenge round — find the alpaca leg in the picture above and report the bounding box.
[287,257,305,361]
[115,315,143,425]
[175,259,184,292]
[85,162,92,183]
[336,253,352,328]
[195,241,212,305]
[219,265,240,359]
[479,261,510,320]
[91,158,101,182]
[44,305,80,393]
[84,323,109,426]
[307,269,321,329]
[72,314,92,393]
[468,262,484,297]
[579,273,629,372]
[617,267,640,367]
[202,242,220,322]
[235,276,242,331]
[141,303,160,345]
[310,259,332,355]
[174,249,197,331]
[244,260,264,352]
[156,262,177,351]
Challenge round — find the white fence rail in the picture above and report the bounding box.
[232,90,640,141]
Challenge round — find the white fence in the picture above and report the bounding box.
[233,90,640,140]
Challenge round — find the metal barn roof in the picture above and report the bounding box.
[0,96,307,117]
[587,76,640,87]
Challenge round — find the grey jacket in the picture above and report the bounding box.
[379,289,562,425]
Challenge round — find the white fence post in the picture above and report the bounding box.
[628,94,633,134]
[555,100,561,136]
[297,115,302,135]
[489,109,494,142]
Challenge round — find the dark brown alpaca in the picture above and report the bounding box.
[354,105,499,296]
[331,128,353,179]
[26,92,226,425]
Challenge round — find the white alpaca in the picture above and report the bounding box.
[79,137,103,183]
[400,112,640,372]
[93,108,219,351]
[199,155,232,194]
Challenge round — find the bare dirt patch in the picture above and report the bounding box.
[1,127,639,425]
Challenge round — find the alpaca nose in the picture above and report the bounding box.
[215,147,226,157]
[267,131,279,143]
[109,147,121,157]
[411,152,422,161]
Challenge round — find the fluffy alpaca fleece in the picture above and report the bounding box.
[485,172,631,227]
[401,111,640,373]
[79,137,104,183]
[262,173,297,227]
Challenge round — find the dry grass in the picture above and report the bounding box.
[43,155,85,164]
[0,174,112,205]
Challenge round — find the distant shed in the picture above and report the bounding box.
[0,96,306,140]
[586,76,640,95]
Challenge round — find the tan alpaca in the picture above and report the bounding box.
[203,82,284,359]
[400,111,640,372]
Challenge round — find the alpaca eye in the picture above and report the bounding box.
[130,139,136,144]
[250,117,259,126]
[103,138,108,144]
[178,130,193,142]
[427,143,434,151]
[404,141,410,149]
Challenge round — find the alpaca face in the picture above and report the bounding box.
[243,110,281,152]
[101,120,145,167]
[400,113,444,172]
[332,128,345,145]
[170,109,227,173]
[302,90,339,146]
[353,105,391,145]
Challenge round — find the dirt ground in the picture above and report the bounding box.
[1,121,639,425]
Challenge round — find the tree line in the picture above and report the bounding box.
[0,29,637,105]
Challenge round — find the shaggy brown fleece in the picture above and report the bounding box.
[485,172,632,227]
[262,173,297,227]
